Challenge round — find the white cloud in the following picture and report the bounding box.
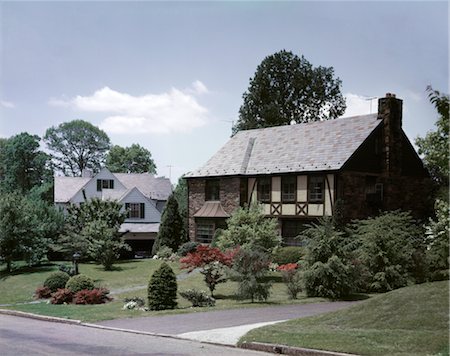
[344,93,378,117]
[1,100,15,109]
[49,81,210,134]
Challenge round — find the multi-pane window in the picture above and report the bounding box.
[257,177,271,203]
[205,179,220,201]
[125,203,145,219]
[196,223,215,243]
[97,179,114,191]
[281,219,306,246]
[308,176,324,203]
[282,176,296,202]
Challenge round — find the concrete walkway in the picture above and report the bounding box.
[97,301,358,345]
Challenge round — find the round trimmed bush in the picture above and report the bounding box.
[65,274,95,293]
[148,262,177,310]
[43,271,70,292]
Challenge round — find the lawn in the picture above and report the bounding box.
[0,259,327,322]
[240,280,449,356]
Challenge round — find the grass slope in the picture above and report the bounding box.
[240,280,449,356]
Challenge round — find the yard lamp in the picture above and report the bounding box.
[73,252,81,275]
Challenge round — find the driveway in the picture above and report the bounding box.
[97,302,358,345]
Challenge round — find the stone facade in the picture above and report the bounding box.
[188,177,240,241]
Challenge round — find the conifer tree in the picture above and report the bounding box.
[148,262,177,310]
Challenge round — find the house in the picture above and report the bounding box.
[185,93,431,245]
[54,167,172,253]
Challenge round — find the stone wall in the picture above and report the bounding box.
[187,177,240,241]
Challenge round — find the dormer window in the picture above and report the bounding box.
[97,179,114,191]
[205,179,220,201]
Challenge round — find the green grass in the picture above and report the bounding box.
[240,280,449,356]
[0,260,328,322]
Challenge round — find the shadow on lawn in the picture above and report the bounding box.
[0,263,57,280]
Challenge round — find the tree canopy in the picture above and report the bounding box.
[234,50,346,133]
[0,133,52,194]
[44,120,111,176]
[415,86,449,192]
[106,144,156,174]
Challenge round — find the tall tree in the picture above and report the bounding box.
[0,133,52,194]
[173,176,188,239]
[415,86,449,195]
[106,144,157,173]
[234,50,346,133]
[44,120,111,176]
[153,194,185,254]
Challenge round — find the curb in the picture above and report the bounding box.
[240,342,359,356]
[0,308,81,325]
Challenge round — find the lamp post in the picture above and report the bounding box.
[73,252,80,275]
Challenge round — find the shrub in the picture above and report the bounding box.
[44,271,71,292]
[272,246,304,265]
[50,288,73,304]
[157,246,174,259]
[180,289,216,307]
[277,263,303,299]
[74,288,110,304]
[34,286,52,299]
[65,274,95,293]
[148,262,177,310]
[58,264,77,276]
[231,248,272,303]
[177,241,200,257]
[123,296,145,308]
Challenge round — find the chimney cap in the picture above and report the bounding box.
[385,93,396,98]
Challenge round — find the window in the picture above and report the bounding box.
[257,177,271,203]
[282,176,296,202]
[97,179,114,191]
[205,179,220,201]
[125,203,145,219]
[308,176,324,203]
[366,176,383,203]
[281,219,306,246]
[196,223,215,243]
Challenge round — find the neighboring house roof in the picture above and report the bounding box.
[119,222,160,233]
[194,201,230,218]
[114,173,172,200]
[54,176,91,203]
[186,114,381,178]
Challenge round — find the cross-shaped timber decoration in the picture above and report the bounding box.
[270,203,281,215]
[296,203,307,216]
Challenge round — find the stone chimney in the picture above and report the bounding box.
[378,93,403,176]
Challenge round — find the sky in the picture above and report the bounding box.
[0,1,448,184]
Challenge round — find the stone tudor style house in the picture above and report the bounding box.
[185,94,431,245]
[54,167,172,253]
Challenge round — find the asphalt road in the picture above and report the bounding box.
[0,314,270,356]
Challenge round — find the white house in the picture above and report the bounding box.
[54,167,172,254]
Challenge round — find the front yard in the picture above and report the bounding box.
[0,259,327,322]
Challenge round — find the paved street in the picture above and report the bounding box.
[0,314,270,356]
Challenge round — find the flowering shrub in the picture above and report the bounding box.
[180,289,216,307]
[50,288,73,304]
[180,245,238,296]
[34,286,52,299]
[74,288,111,305]
[277,263,302,299]
[122,297,146,310]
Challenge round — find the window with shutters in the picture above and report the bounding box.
[125,203,145,219]
[97,179,114,191]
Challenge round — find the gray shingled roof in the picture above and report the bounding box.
[54,176,91,203]
[114,173,172,200]
[186,114,381,178]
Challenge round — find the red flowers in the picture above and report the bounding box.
[277,263,299,272]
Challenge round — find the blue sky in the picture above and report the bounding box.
[1,1,448,183]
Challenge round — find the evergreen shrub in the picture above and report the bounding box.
[148,262,177,310]
[66,274,95,293]
[44,271,71,292]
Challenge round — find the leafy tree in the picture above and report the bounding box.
[352,211,422,292]
[425,199,449,281]
[415,86,449,195]
[231,248,272,303]
[0,133,52,194]
[148,262,177,310]
[44,120,111,176]
[106,144,157,174]
[234,50,346,133]
[180,245,236,296]
[152,194,185,254]
[216,203,281,252]
[173,176,188,239]
[301,218,357,299]
[58,198,129,269]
